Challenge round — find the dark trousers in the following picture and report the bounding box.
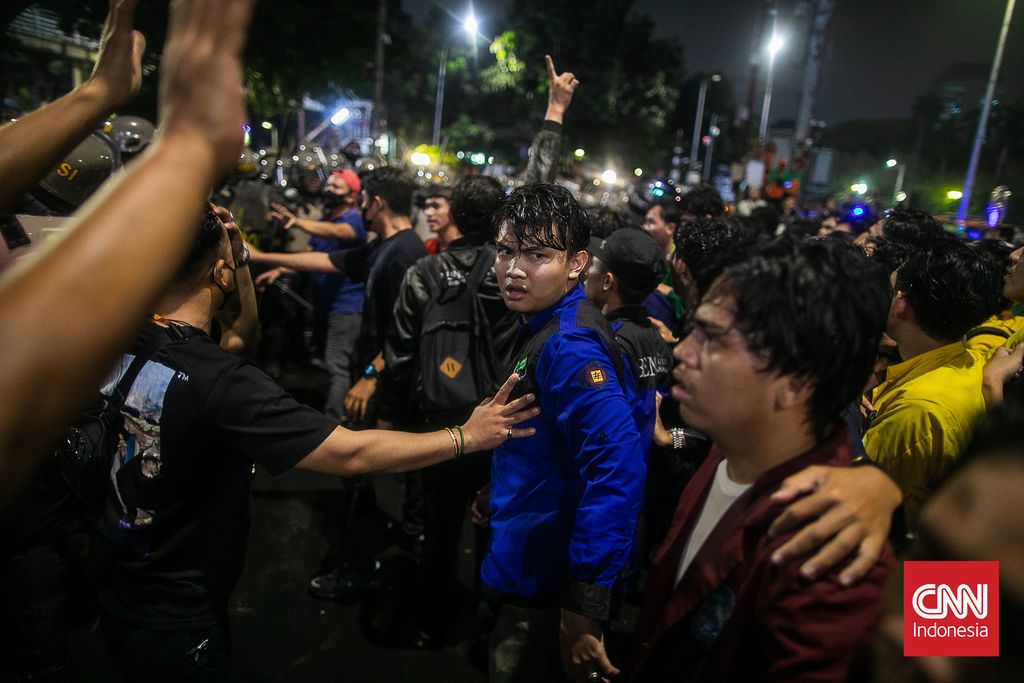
[415,452,491,634]
[101,616,230,682]
[323,312,361,422]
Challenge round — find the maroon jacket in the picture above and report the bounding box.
[627,427,892,682]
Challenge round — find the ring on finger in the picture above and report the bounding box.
[506,427,513,438]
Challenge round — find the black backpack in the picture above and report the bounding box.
[51,328,173,505]
[416,247,503,425]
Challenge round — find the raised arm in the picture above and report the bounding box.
[0,0,146,213]
[214,206,258,353]
[0,0,255,499]
[524,55,579,185]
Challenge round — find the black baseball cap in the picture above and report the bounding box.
[588,229,668,296]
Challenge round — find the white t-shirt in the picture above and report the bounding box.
[675,460,752,587]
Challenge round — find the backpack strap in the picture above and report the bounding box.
[109,323,193,409]
[965,326,1011,342]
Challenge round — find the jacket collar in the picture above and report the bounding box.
[607,305,652,326]
[644,426,852,643]
[521,283,586,335]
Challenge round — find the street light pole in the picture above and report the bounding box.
[957,0,1016,225]
[432,10,479,148]
[894,163,906,204]
[759,33,784,143]
[432,38,452,147]
[703,114,720,183]
[687,75,720,180]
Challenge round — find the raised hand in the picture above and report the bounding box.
[268,202,298,230]
[461,374,539,452]
[545,54,580,123]
[157,0,256,176]
[86,0,147,108]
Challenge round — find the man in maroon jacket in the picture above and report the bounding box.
[629,238,895,682]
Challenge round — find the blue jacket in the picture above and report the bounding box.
[481,285,646,619]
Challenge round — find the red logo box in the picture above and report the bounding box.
[904,560,999,657]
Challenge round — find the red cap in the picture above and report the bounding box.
[331,168,361,195]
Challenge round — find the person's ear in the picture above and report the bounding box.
[775,374,814,412]
[212,258,232,290]
[603,271,615,292]
[568,250,589,281]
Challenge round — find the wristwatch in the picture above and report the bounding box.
[362,364,378,379]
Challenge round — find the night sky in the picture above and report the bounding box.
[415,0,1024,124]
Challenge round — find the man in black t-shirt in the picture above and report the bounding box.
[98,207,535,681]
[248,168,428,597]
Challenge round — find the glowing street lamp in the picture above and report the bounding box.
[433,8,481,146]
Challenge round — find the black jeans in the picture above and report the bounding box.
[101,617,230,682]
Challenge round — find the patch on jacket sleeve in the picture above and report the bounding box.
[576,362,609,389]
[687,586,735,651]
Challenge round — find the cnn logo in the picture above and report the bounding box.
[912,583,987,620]
[904,561,999,657]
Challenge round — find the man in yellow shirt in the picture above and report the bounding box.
[865,240,1000,524]
[966,239,1024,356]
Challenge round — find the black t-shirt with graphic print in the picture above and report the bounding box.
[98,322,336,629]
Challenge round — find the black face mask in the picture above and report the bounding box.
[322,190,350,210]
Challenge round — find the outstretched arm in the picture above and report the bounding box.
[0,0,146,213]
[0,0,255,500]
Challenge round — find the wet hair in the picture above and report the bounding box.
[679,185,725,218]
[585,206,632,239]
[450,176,504,238]
[707,236,890,440]
[881,207,946,247]
[673,217,758,300]
[895,239,1002,343]
[492,182,588,254]
[174,206,226,286]
[361,167,414,216]
[971,239,1016,312]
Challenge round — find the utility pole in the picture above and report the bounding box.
[372,0,388,138]
[794,0,835,146]
[958,0,1016,225]
[739,1,772,156]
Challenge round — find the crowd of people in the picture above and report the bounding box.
[0,2,1022,682]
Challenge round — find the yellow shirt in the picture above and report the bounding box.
[969,310,1024,357]
[992,322,1024,357]
[865,342,986,525]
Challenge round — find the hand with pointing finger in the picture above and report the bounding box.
[545,54,580,124]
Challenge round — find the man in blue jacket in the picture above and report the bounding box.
[485,183,645,682]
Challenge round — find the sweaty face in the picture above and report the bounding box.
[1003,246,1024,303]
[671,293,781,440]
[424,196,453,234]
[495,224,585,319]
[643,205,675,252]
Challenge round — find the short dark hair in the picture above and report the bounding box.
[679,185,725,218]
[423,184,452,201]
[867,236,913,275]
[971,239,1016,312]
[362,167,414,216]
[174,206,226,287]
[492,182,588,254]
[674,217,757,300]
[585,206,631,239]
[895,239,1002,343]
[707,236,890,440]
[746,205,781,238]
[882,207,946,247]
[451,176,504,238]
[652,197,684,228]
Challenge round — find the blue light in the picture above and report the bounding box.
[852,206,865,217]
[967,229,981,241]
[783,180,793,189]
[987,206,1000,228]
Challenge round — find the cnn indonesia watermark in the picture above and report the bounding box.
[904,561,999,657]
